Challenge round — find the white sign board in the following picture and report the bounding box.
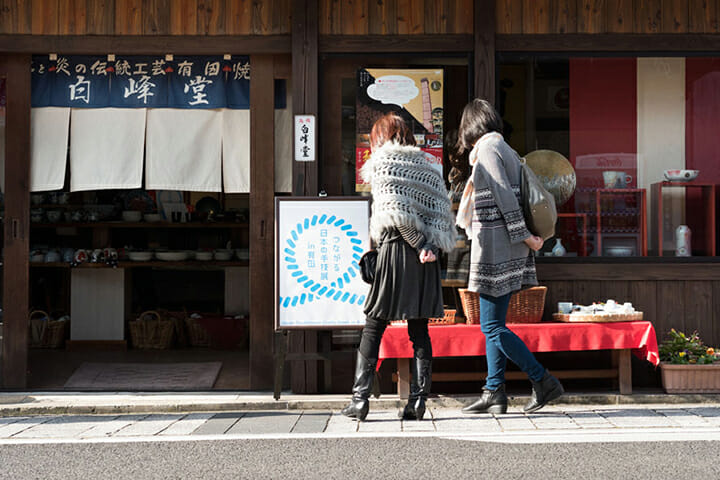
[276,198,370,329]
[294,115,315,161]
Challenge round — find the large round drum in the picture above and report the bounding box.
[524,149,576,207]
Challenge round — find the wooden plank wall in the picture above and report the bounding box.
[541,279,720,348]
[0,0,292,35]
[497,0,720,34]
[318,0,474,34]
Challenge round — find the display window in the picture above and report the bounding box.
[499,55,720,258]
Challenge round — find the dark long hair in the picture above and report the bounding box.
[458,98,503,151]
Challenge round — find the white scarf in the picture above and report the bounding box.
[455,132,503,238]
[360,142,456,252]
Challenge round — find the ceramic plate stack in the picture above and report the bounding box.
[128,251,153,262]
[156,251,189,261]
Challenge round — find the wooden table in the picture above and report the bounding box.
[379,321,660,398]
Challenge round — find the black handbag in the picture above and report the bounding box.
[359,249,378,284]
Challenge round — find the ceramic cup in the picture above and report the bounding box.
[603,171,632,188]
[558,302,573,314]
[73,249,88,264]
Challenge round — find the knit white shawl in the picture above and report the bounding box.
[360,142,456,252]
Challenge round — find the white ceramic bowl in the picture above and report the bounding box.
[144,213,162,223]
[46,210,63,223]
[195,251,213,261]
[605,246,633,257]
[235,248,250,260]
[214,249,233,261]
[122,210,143,222]
[128,251,153,262]
[664,169,699,182]
[156,251,189,262]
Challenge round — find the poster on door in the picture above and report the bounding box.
[356,68,444,192]
[275,198,371,329]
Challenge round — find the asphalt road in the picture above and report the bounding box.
[1,438,717,479]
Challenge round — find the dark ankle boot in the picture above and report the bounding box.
[461,384,508,414]
[341,352,376,421]
[399,358,432,421]
[524,371,564,413]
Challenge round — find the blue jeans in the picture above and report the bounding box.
[480,292,546,390]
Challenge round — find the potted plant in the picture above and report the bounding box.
[659,329,720,393]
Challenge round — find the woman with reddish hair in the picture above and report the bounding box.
[341,113,455,421]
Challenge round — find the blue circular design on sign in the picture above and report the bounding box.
[279,214,366,308]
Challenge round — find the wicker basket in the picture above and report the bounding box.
[28,310,68,348]
[459,287,547,324]
[128,310,174,349]
[390,310,460,326]
[185,316,212,347]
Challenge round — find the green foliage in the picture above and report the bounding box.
[659,329,718,365]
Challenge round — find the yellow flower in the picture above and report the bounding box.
[679,352,686,357]
[708,348,715,356]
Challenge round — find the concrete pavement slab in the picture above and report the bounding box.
[80,415,146,438]
[566,411,616,429]
[357,410,402,433]
[12,415,105,438]
[114,414,184,436]
[598,408,676,428]
[497,412,537,431]
[431,408,502,433]
[226,411,301,435]
[0,416,53,437]
[159,413,215,436]
[190,412,243,435]
[291,412,332,434]
[323,412,358,434]
[527,413,580,430]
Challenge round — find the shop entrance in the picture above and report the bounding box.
[0,53,287,391]
[317,54,475,393]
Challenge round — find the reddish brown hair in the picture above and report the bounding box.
[369,113,416,150]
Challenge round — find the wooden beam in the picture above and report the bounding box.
[292,0,318,196]
[474,0,495,102]
[0,34,292,54]
[496,33,720,52]
[290,0,319,394]
[249,54,275,390]
[536,262,720,281]
[319,34,474,53]
[1,54,31,389]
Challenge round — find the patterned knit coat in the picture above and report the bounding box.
[468,134,538,297]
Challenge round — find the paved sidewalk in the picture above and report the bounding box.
[1,404,720,443]
[2,391,720,417]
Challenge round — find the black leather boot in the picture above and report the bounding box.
[524,370,564,413]
[341,352,376,421]
[399,358,432,420]
[461,384,508,414]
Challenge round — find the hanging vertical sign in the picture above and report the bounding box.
[276,198,370,329]
[168,56,227,108]
[224,55,251,109]
[356,68,444,192]
[50,55,112,107]
[110,56,170,107]
[294,115,316,161]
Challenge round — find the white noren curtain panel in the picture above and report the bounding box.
[30,107,70,192]
[274,89,293,193]
[222,109,251,193]
[146,109,223,192]
[69,108,146,192]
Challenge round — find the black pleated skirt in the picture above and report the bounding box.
[364,228,444,321]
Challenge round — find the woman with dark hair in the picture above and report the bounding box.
[456,99,563,414]
[341,112,455,422]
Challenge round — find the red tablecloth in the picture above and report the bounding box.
[378,321,660,367]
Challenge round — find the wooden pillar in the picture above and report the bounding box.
[1,54,31,389]
[290,0,320,393]
[249,54,275,390]
[474,0,496,103]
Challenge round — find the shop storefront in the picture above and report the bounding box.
[2,1,720,393]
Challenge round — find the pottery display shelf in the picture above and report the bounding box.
[650,182,716,256]
[595,188,648,257]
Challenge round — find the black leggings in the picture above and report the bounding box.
[358,316,432,362]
